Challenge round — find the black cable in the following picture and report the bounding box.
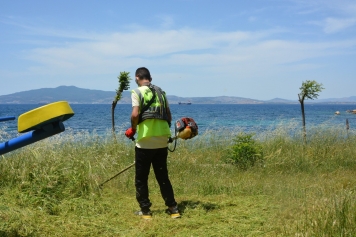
[168,126,178,152]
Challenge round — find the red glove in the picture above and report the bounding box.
[125,128,136,138]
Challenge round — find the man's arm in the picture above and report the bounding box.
[166,107,172,124]
[131,106,140,130]
[164,92,172,124]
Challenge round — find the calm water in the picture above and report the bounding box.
[1,104,356,138]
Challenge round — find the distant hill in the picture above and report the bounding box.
[315,96,356,103]
[265,98,297,104]
[167,95,264,104]
[0,86,264,104]
[0,86,130,104]
[1,86,356,104]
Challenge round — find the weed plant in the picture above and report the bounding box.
[223,132,264,170]
[0,124,356,236]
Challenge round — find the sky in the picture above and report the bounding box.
[1,0,356,100]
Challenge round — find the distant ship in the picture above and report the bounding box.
[178,101,192,105]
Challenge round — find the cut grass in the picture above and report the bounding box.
[1,126,356,236]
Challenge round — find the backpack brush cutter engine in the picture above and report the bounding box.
[168,117,198,152]
[99,117,198,188]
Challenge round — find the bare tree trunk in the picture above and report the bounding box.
[111,71,131,140]
[298,94,306,144]
[300,102,306,144]
[111,101,117,139]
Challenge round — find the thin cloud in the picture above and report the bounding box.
[21,27,356,79]
[155,14,175,28]
[291,0,356,32]
[323,17,356,33]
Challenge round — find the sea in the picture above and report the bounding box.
[1,104,356,139]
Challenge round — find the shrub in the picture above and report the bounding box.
[224,132,264,170]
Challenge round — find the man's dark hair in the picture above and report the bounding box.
[135,67,152,81]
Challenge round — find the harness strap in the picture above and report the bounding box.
[138,85,156,124]
[153,85,166,118]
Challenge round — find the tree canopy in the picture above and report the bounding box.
[114,71,131,102]
[298,80,324,102]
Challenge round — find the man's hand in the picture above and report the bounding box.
[125,128,136,138]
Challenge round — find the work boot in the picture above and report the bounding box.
[134,209,152,220]
[166,206,181,219]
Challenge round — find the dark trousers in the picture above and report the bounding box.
[135,147,177,211]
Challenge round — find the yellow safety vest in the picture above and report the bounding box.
[132,85,171,141]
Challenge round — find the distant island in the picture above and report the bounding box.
[1,86,356,104]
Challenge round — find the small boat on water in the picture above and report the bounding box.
[178,101,192,105]
[346,109,356,114]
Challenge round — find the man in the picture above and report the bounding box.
[125,67,180,219]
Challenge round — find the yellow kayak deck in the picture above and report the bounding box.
[18,101,74,133]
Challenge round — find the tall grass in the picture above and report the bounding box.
[0,123,356,236]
